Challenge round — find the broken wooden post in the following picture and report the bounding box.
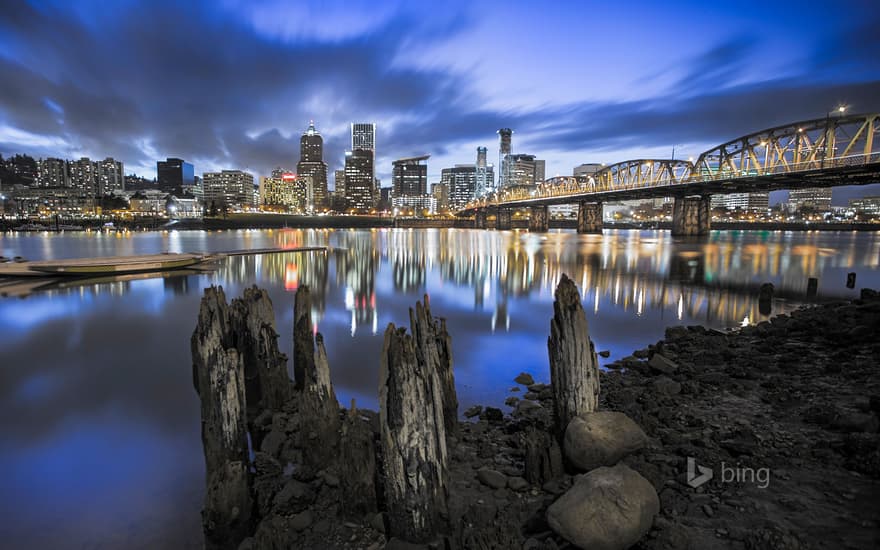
[411,295,459,436]
[293,285,341,472]
[379,323,449,543]
[230,285,291,413]
[339,400,378,518]
[191,286,253,549]
[759,282,773,316]
[548,274,600,436]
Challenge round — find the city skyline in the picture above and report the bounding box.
[1,1,879,204]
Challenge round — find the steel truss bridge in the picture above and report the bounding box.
[460,113,880,234]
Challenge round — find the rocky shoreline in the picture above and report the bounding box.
[191,282,880,550]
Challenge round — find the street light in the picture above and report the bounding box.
[822,105,847,168]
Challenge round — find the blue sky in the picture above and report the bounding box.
[1,0,879,202]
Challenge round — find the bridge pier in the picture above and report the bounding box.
[529,206,549,232]
[496,209,512,230]
[672,196,711,236]
[474,209,487,229]
[577,202,603,234]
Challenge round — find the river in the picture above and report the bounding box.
[0,227,878,548]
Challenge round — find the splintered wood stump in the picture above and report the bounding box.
[548,274,600,436]
[339,401,378,518]
[293,285,341,472]
[523,426,564,485]
[410,295,459,435]
[230,285,291,412]
[191,286,253,549]
[379,323,449,543]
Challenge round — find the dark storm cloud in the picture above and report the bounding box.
[0,0,878,177]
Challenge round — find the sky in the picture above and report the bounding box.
[1,0,879,203]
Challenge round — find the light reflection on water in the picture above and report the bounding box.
[0,228,878,548]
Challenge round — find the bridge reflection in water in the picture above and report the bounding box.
[202,228,879,336]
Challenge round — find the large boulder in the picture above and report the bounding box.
[564,411,647,472]
[547,463,659,550]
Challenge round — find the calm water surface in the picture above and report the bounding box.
[1,228,878,548]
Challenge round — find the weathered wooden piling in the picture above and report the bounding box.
[807,277,819,298]
[230,285,291,413]
[191,286,253,549]
[410,295,459,435]
[293,285,341,472]
[379,323,449,543]
[548,274,600,436]
[759,282,774,315]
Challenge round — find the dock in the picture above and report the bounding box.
[0,246,327,279]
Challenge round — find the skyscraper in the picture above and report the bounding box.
[442,164,478,210]
[351,122,376,189]
[344,150,374,211]
[497,128,513,189]
[476,146,492,197]
[296,121,328,210]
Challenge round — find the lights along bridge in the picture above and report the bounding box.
[460,112,880,235]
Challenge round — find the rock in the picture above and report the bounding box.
[651,376,682,396]
[260,429,286,457]
[483,407,504,424]
[322,472,340,487]
[648,353,678,374]
[832,412,879,433]
[547,463,659,550]
[464,405,483,418]
[599,350,611,358]
[564,411,647,472]
[515,372,536,386]
[290,510,313,531]
[508,476,529,491]
[505,396,520,407]
[273,479,311,506]
[664,326,690,341]
[385,539,429,550]
[477,468,508,490]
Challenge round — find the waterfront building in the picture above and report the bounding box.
[476,146,492,197]
[442,164,477,211]
[157,158,195,190]
[260,170,299,210]
[432,182,449,211]
[711,192,770,211]
[36,157,68,187]
[351,122,376,184]
[391,155,429,197]
[68,157,97,194]
[849,196,880,217]
[509,153,541,188]
[392,194,436,216]
[789,187,833,211]
[344,149,374,212]
[202,170,255,210]
[296,121,328,210]
[96,158,125,195]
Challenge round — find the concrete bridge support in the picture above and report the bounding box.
[672,196,711,236]
[496,209,512,230]
[529,206,549,232]
[577,202,603,234]
[474,209,487,229]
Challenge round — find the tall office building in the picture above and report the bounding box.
[157,158,195,189]
[202,170,255,209]
[344,150,374,211]
[260,170,299,210]
[37,157,68,187]
[351,122,376,181]
[96,157,125,194]
[68,157,97,194]
[508,154,541,188]
[497,128,513,189]
[391,155,429,197]
[789,188,833,211]
[296,121,328,210]
[534,159,546,183]
[442,164,478,211]
[476,146,493,197]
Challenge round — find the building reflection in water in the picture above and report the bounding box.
[22,228,877,337]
